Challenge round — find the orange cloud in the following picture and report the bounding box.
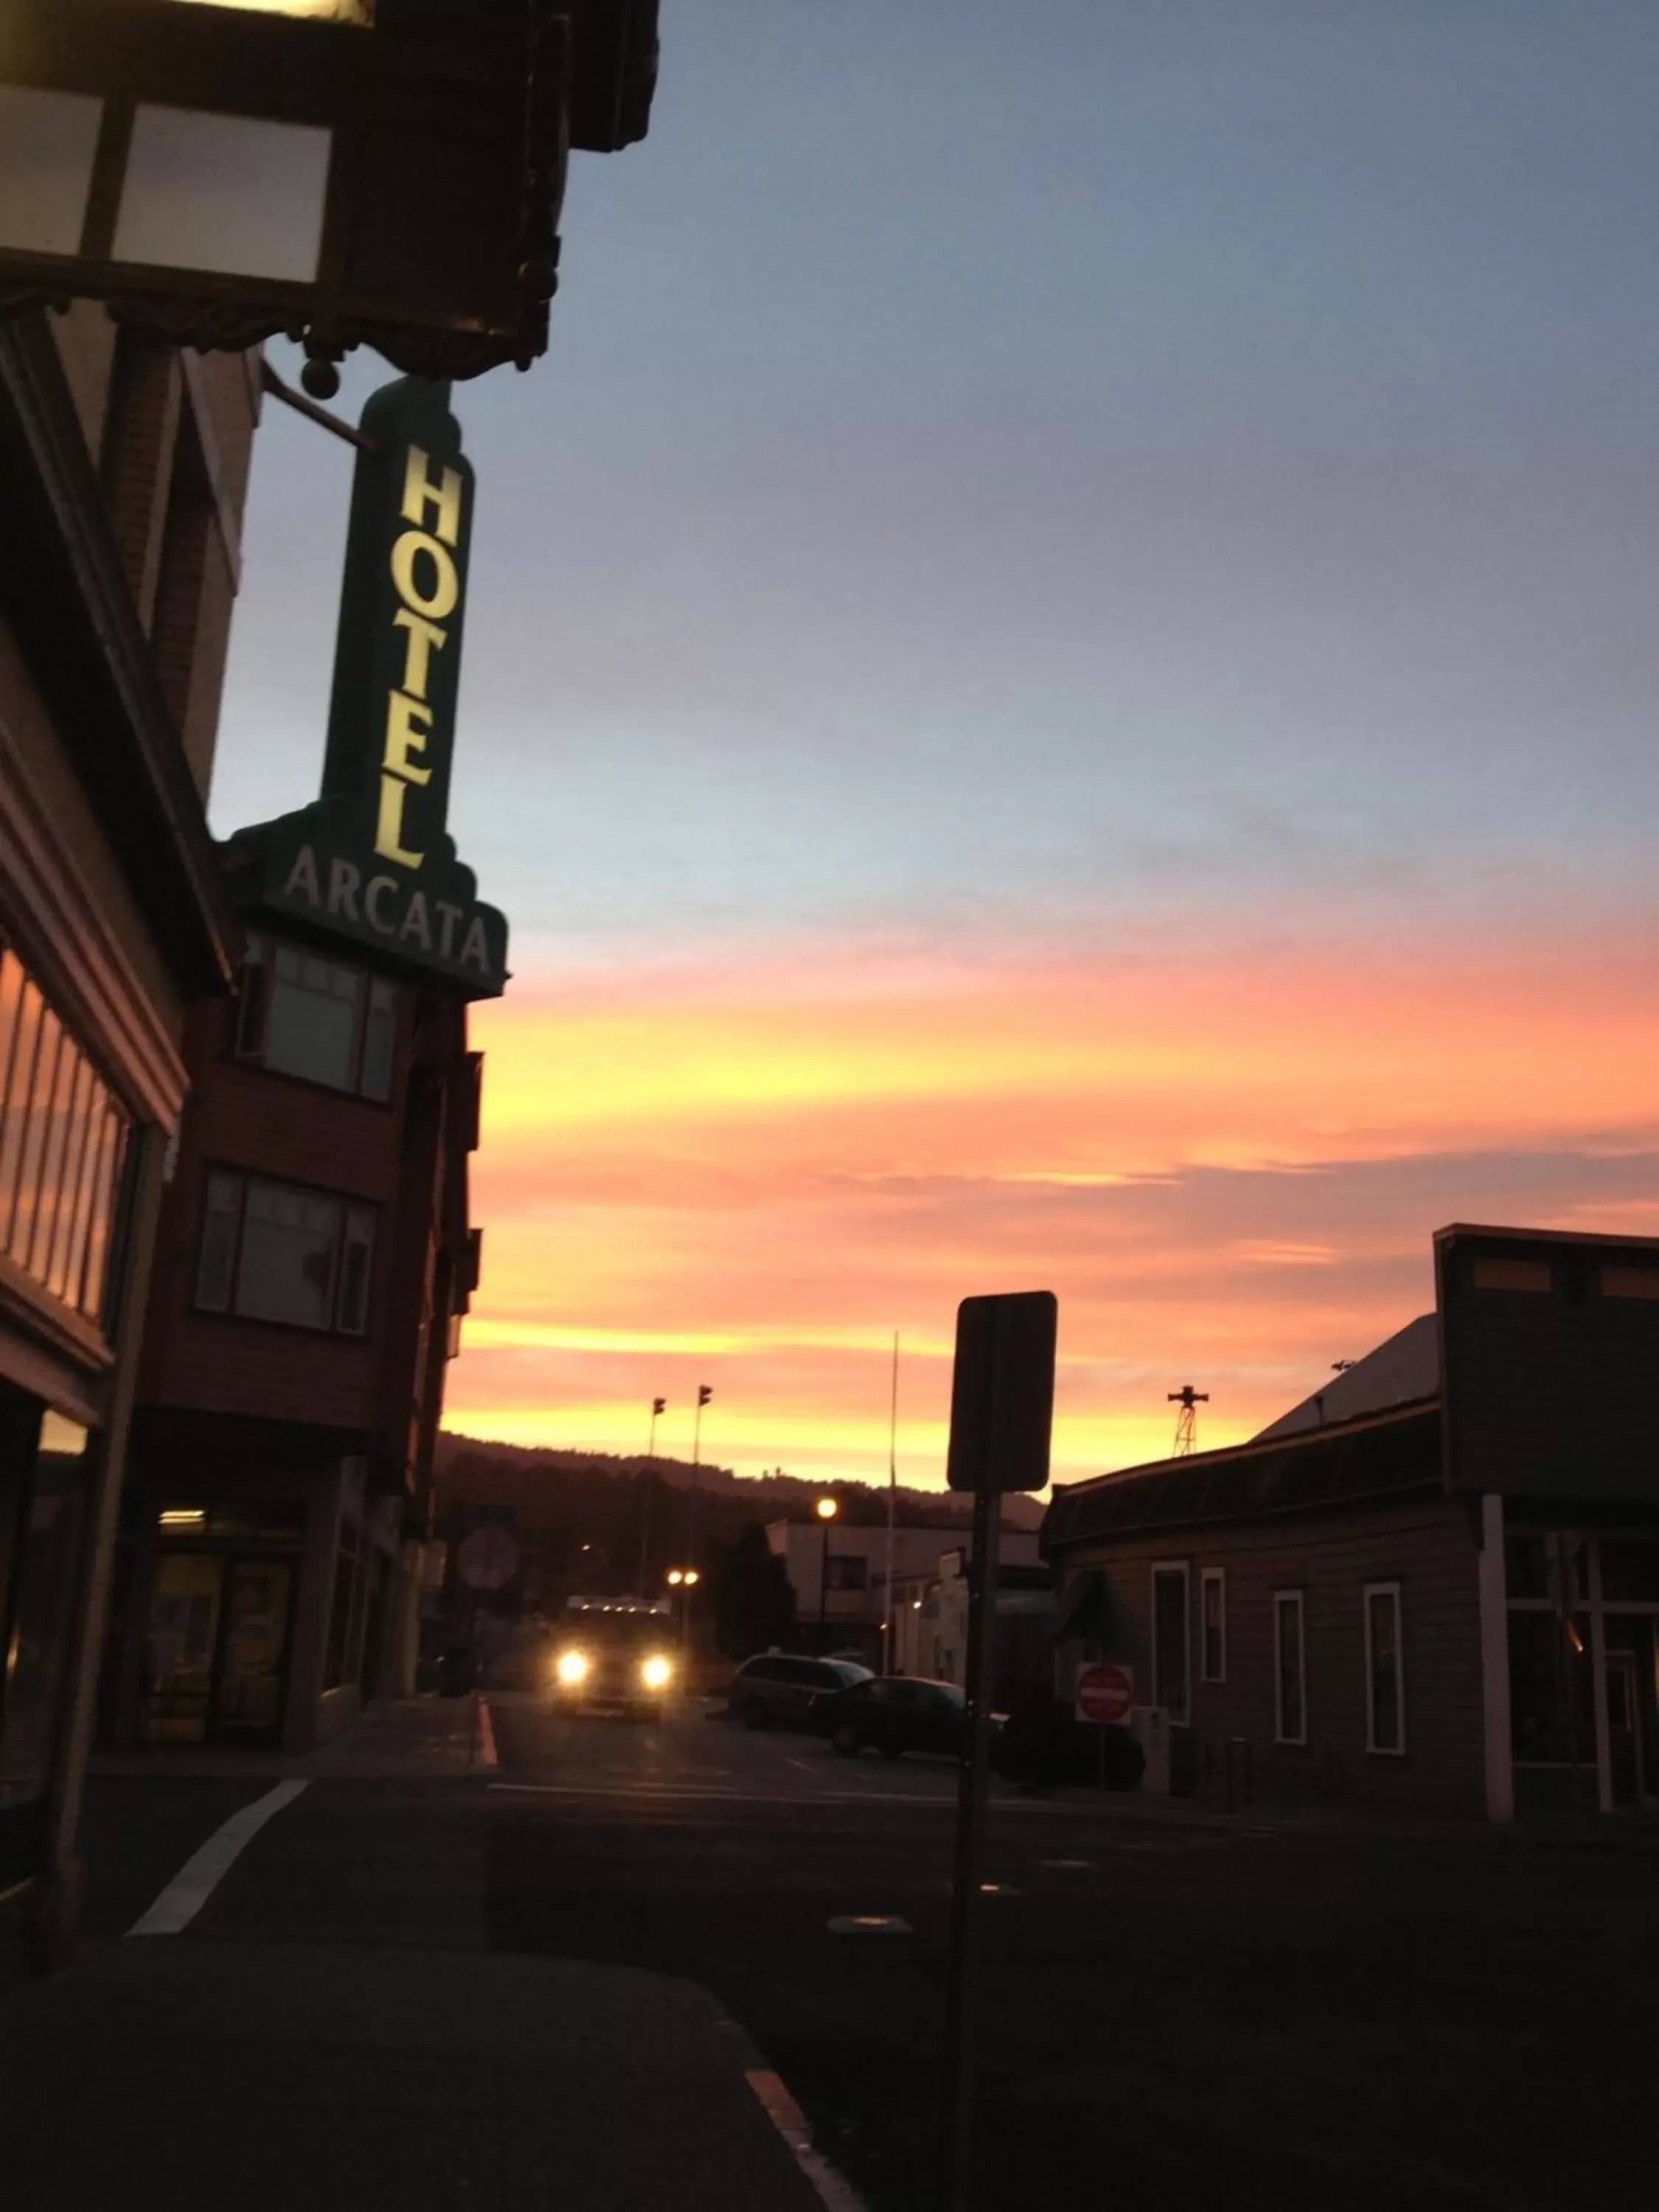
[447,916,1659,1488]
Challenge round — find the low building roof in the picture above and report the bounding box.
[1253,1312,1439,1441]
[1043,1399,1441,1553]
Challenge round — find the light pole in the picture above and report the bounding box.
[686,1382,712,1588]
[638,1396,664,1592]
[815,1495,838,1653]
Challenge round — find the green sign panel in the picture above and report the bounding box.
[229,377,508,998]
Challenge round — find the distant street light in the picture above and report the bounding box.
[815,1495,838,1651]
[666,1565,700,1649]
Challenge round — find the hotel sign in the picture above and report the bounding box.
[229,375,508,996]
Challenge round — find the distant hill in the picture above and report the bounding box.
[434,1432,1045,1534]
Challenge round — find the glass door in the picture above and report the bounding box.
[142,1554,224,1744]
[213,1559,293,1738]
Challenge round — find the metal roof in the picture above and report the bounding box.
[1043,1401,1441,1552]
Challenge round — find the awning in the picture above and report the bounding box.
[1057,1570,1111,1642]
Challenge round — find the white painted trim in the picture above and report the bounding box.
[127,1778,308,1935]
[1200,1566,1226,1683]
[1477,1493,1513,1823]
[1362,1582,1406,1754]
[1150,1559,1191,1725]
[1272,1589,1307,1746]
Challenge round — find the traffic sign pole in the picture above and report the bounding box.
[942,1475,1001,2212]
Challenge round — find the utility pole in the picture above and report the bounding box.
[686,1384,712,1650]
[638,1396,664,1591]
[1168,1383,1208,1456]
[883,1332,899,1674]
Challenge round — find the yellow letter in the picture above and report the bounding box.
[384,691,434,785]
[390,529,459,622]
[375,773,423,869]
[402,444,463,547]
[392,608,446,700]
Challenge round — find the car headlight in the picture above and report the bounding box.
[555,1649,589,1686]
[640,1654,672,1692]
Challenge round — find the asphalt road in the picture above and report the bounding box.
[77,1697,1659,2212]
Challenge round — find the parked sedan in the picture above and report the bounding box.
[810,1674,979,1760]
[726,1652,872,1729]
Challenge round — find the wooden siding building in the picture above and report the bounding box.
[1044,1224,1659,1821]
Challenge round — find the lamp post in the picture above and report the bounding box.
[815,1495,838,1653]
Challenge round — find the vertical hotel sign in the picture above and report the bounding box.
[234,376,508,995]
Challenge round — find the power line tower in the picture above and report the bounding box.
[1168,1384,1208,1456]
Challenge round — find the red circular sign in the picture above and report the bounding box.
[1074,1663,1134,1725]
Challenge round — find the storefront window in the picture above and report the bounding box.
[324,1527,364,1690]
[0,1405,94,1882]
[0,939,132,1332]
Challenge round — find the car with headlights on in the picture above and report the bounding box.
[550,1596,678,1720]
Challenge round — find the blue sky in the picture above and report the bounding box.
[209,4,1659,1478]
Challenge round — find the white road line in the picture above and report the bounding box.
[745,2068,870,2212]
[127,1779,309,1937]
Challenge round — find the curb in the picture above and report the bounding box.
[745,2067,870,2212]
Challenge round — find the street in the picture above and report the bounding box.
[38,1693,1658,2211]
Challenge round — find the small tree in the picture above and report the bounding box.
[712,1523,799,1660]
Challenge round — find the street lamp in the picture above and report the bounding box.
[815,1495,838,1653]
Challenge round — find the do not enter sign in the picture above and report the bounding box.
[1074,1662,1134,1725]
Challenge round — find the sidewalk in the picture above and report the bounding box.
[0,1939,835,2211]
[89,1691,496,1783]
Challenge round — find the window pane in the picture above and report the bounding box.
[1367,1590,1402,1751]
[264,961,360,1091]
[336,1206,375,1335]
[235,936,270,1059]
[195,1169,243,1311]
[234,1179,338,1328]
[360,980,396,1101]
[59,1069,107,1311]
[8,1002,63,1271]
[1276,1598,1304,1742]
[77,1109,124,1320]
[0,974,42,1251]
[0,949,24,1110]
[1152,1570,1189,1723]
[1202,1574,1224,1680]
[27,1029,80,1280]
[46,1056,95,1298]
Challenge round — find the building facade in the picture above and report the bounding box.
[101,372,501,1758]
[1044,1224,1659,1820]
[0,305,257,1972]
[768,1517,1041,1666]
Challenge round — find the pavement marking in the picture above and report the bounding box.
[827,1915,912,1935]
[1040,1858,1096,1870]
[127,1779,310,1937]
[745,2070,871,2212]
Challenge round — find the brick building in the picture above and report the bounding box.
[0,305,258,1972]
[1044,1224,1659,1820]
[100,374,501,1756]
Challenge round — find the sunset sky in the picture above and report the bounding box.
[210,1,1659,1490]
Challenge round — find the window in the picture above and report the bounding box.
[194,1169,375,1335]
[1472,1255,1550,1293]
[1363,1583,1405,1753]
[1601,1265,1659,1301]
[1274,1590,1307,1745]
[825,1554,869,1592]
[236,933,398,1102]
[0,939,132,1331]
[1200,1568,1226,1683]
[1150,1563,1190,1725]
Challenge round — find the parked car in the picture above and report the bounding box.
[810,1674,979,1760]
[726,1652,871,1729]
